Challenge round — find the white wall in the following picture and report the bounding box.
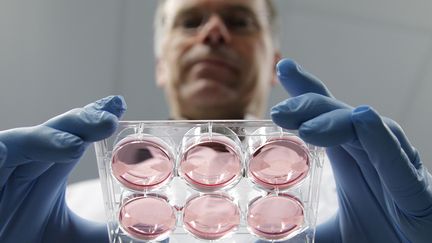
[0,0,124,182]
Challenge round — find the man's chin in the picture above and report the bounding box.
[186,113,244,120]
[184,90,235,105]
[192,97,231,107]
[181,103,244,120]
[180,79,238,104]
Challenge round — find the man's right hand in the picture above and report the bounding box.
[0,96,126,243]
[271,59,432,243]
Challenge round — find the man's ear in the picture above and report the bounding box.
[271,51,282,86]
[156,59,166,87]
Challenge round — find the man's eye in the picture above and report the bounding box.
[180,16,205,29]
[224,16,255,30]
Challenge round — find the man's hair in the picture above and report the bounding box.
[153,0,278,57]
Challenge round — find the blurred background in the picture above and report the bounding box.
[1,0,431,183]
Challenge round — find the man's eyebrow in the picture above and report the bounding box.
[221,5,258,16]
[172,4,260,20]
[222,5,264,27]
[172,6,201,21]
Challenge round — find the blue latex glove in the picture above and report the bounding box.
[0,96,126,243]
[271,59,432,243]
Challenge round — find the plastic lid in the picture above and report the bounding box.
[112,138,174,191]
[248,138,309,190]
[119,196,176,241]
[179,136,242,190]
[183,194,241,240]
[247,194,304,240]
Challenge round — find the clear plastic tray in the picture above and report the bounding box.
[94,120,325,243]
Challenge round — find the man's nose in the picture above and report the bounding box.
[198,15,231,46]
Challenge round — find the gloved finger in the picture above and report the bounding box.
[0,141,6,168]
[44,95,127,142]
[276,58,333,98]
[83,95,127,117]
[383,117,420,169]
[297,108,355,147]
[325,146,405,242]
[0,126,85,168]
[352,105,432,214]
[271,93,351,130]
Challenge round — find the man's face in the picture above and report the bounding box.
[157,0,279,119]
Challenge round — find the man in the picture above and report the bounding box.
[0,1,431,243]
[154,0,280,120]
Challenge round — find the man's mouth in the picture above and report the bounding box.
[191,58,238,73]
[185,57,240,88]
[181,78,237,103]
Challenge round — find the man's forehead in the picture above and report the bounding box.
[163,0,266,19]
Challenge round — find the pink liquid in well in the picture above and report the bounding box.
[179,136,242,190]
[111,138,174,191]
[247,194,304,240]
[119,196,176,241]
[248,138,309,190]
[183,194,241,240]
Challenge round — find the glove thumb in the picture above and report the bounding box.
[276,58,333,98]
